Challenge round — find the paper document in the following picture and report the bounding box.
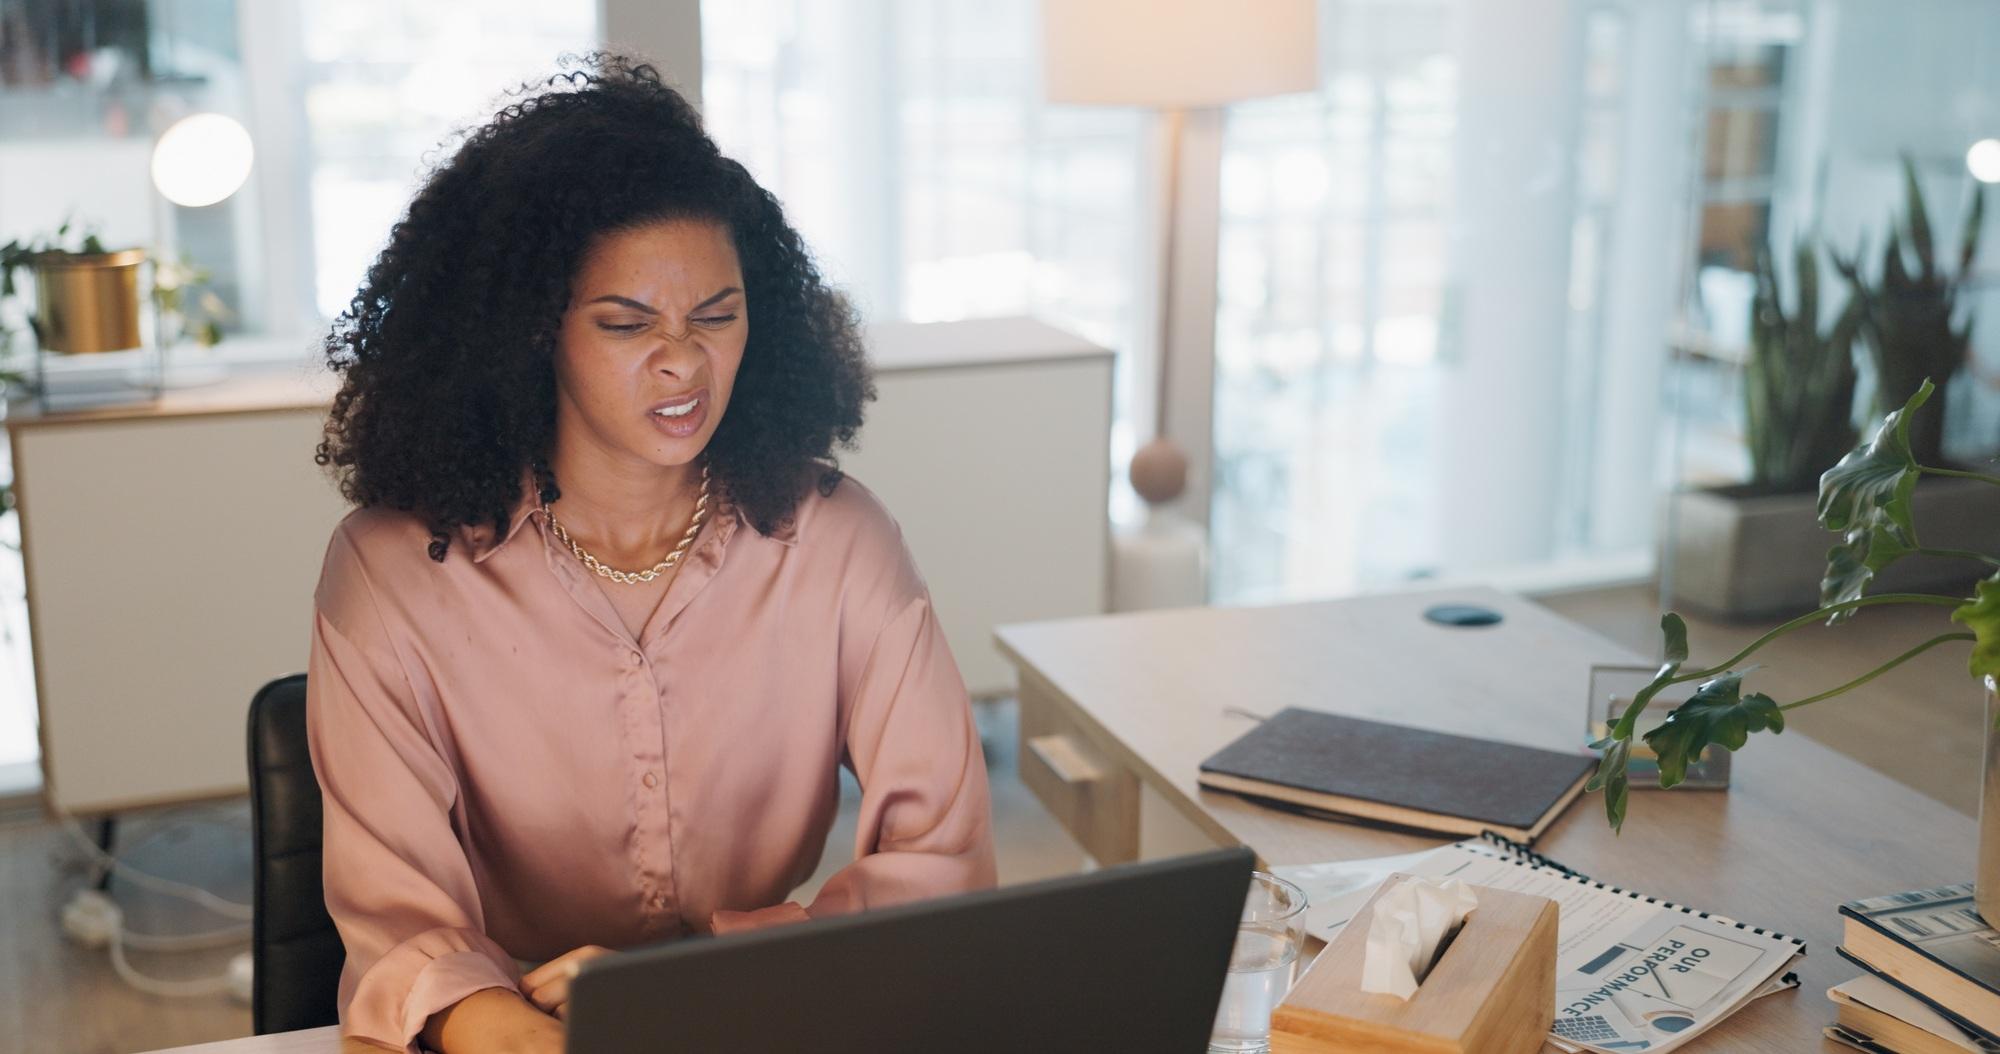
[1275,840,1803,1053]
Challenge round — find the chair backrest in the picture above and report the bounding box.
[246,673,344,1033]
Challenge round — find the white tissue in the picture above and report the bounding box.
[1359,875,1479,1000]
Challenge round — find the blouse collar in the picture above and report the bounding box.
[461,468,800,564]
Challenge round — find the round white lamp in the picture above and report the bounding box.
[143,112,253,389]
[150,113,255,208]
[1969,138,2000,185]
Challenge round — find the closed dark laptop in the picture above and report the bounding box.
[566,846,1256,1053]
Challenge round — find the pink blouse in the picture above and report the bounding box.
[304,471,997,1051]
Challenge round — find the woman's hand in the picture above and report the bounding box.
[420,987,564,1054]
[711,902,812,935]
[522,944,617,1020]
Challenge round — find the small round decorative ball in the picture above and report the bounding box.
[1129,436,1188,505]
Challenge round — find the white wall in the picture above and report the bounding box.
[600,0,704,105]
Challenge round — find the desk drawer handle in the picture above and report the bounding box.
[1026,734,1106,786]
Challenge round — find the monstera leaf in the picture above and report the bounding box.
[1952,573,2000,683]
[1589,614,1690,832]
[1818,379,1933,538]
[1586,735,1633,832]
[1658,612,1690,668]
[1822,523,1917,620]
[1642,672,1786,788]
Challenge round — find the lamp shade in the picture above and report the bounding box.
[151,113,254,208]
[1043,0,1318,109]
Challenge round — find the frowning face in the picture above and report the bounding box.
[554,218,749,472]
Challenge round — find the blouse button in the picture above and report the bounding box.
[642,771,660,789]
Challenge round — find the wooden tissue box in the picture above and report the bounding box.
[1271,876,1558,1054]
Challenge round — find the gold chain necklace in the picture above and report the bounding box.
[542,463,711,585]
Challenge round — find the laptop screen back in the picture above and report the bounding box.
[567,846,1255,1053]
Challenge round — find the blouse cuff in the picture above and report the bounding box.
[710,900,813,935]
[342,927,521,1053]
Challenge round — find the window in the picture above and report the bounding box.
[702,0,1149,516]
[0,0,600,792]
[1209,0,1465,602]
[1668,1,1805,491]
[297,1,597,320]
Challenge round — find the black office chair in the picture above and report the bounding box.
[247,673,345,1033]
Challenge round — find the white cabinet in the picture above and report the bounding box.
[13,317,1112,812]
[11,367,347,814]
[846,317,1113,698]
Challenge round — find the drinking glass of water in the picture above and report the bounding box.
[1208,871,1307,1053]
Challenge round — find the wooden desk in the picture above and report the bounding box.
[995,586,1977,1054]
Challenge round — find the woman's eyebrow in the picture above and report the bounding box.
[587,294,658,313]
[585,287,742,314]
[689,286,743,312]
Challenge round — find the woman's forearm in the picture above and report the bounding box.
[422,986,564,1054]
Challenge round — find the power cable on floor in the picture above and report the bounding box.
[52,808,255,1001]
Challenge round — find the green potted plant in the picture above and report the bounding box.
[0,218,226,513]
[1668,239,1864,617]
[0,216,226,371]
[1593,378,2000,919]
[1834,155,1984,469]
[1673,162,1995,620]
[0,218,146,356]
[1742,241,1862,494]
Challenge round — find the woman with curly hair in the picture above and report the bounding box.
[306,53,996,1053]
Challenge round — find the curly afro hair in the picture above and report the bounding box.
[316,52,875,562]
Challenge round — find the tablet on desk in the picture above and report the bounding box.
[566,846,1255,1053]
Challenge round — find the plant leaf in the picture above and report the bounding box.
[1904,155,1935,280]
[1589,614,1692,833]
[1818,378,1934,537]
[1587,736,1632,833]
[1884,228,1910,291]
[1821,523,1916,619]
[1951,573,2000,682]
[1660,612,1689,663]
[1610,660,1681,740]
[1641,673,1785,788]
[1963,181,1987,279]
[1795,237,1818,332]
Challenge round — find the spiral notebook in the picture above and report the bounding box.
[1473,831,1806,945]
[1273,833,1804,1054]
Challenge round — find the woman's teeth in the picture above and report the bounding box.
[655,398,701,418]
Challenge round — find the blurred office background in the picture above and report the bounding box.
[1,0,1996,1047]
[5,0,1996,794]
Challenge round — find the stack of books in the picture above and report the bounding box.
[1826,884,2000,1053]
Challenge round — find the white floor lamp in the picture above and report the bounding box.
[1042,0,1318,608]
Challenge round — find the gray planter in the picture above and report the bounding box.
[1666,476,2000,620]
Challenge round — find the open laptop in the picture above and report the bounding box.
[566,846,1256,1052]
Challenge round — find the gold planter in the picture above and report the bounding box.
[33,249,147,353]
